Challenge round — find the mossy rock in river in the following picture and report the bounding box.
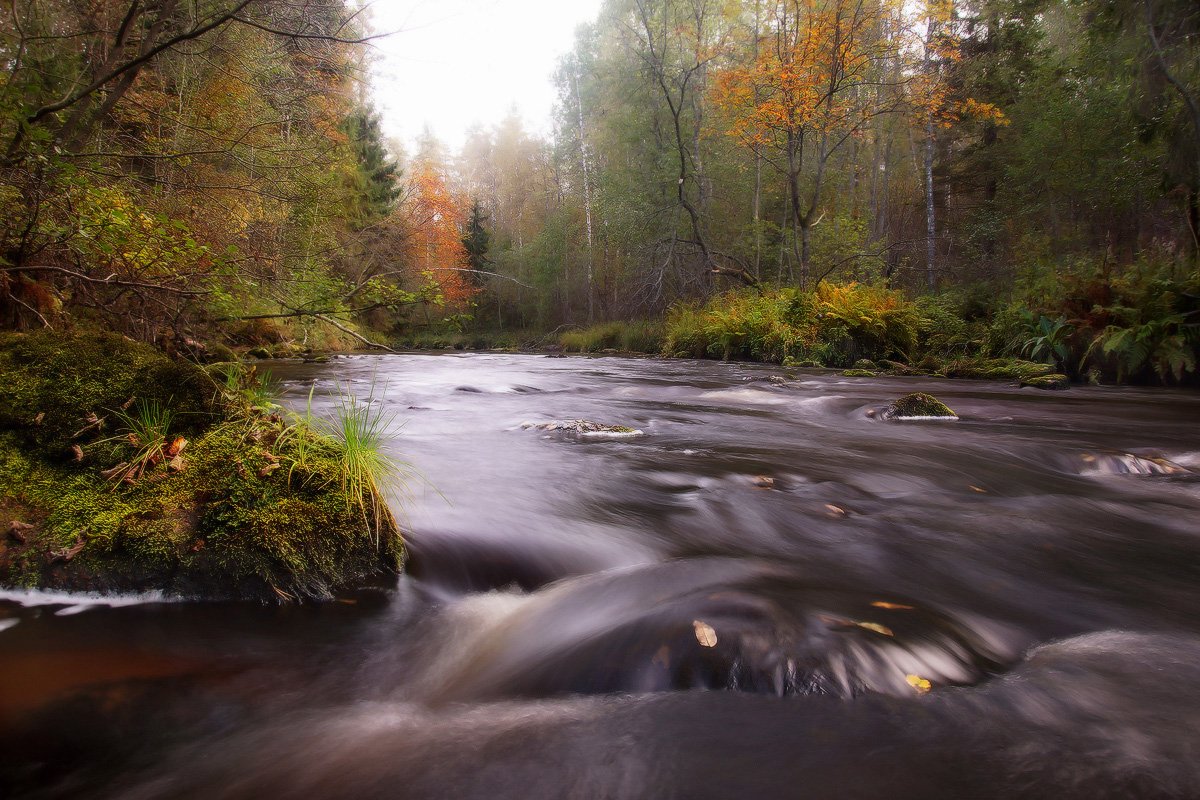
[881,392,958,420]
[841,369,877,378]
[0,333,402,601]
[0,331,216,458]
[1020,373,1070,390]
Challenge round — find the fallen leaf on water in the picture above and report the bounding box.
[752,475,776,489]
[871,601,914,610]
[968,485,987,493]
[825,504,846,517]
[906,674,932,694]
[693,620,718,648]
[854,622,894,636]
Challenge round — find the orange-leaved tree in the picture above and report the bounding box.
[400,160,478,312]
[711,0,904,286]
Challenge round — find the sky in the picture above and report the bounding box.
[366,0,607,154]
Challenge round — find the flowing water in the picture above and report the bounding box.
[3,353,1200,799]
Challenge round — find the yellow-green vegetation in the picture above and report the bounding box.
[0,332,403,601]
[559,321,664,354]
[656,268,1199,387]
[664,284,922,365]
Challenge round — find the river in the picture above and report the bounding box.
[3,353,1200,798]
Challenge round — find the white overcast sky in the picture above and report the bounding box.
[366,0,607,153]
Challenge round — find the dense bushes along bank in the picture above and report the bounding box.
[0,332,403,601]
[558,271,1199,386]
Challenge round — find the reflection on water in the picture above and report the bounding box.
[3,353,1200,798]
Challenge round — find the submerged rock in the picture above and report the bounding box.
[521,420,645,438]
[880,392,958,421]
[1020,373,1070,390]
[1080,452,1191,477]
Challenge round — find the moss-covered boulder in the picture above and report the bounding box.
[881,392,958,420]
[1020,373,1070,390]
[0,333,402,601]
[0,331,216,457]
[842,369,877,378]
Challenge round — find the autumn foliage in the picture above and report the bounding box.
[398,162,479,310]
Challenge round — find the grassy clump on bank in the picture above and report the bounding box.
[0,332,403,601]
[559,321,664,354]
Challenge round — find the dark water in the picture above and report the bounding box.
[3,353,1200,799]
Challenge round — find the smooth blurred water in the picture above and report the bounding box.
[3,353,1200,799]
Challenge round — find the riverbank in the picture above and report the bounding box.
[549,280,1199,387]
[0,332,403,601]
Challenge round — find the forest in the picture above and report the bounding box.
[1,0,1198,383]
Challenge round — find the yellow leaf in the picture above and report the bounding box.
[906,674,932,694]
[854,622,894,636]
[693,620,718,648]
[870,601,914,610]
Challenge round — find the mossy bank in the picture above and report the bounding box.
[0,331,403,601]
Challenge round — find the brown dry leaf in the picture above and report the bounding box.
[49,538,85,563]
[100,462,130,480]
[906,674,932,694]
[258,462,280,478]
[167,437,188,457]
[968,485,987,493]
[32,411,45,425]
[871,601,914,610]
[189,539,205,553]
[652,645,671,668]
[168,455,186,473]
[854,622,894,637]
[693,620,718,648]
[70,444,84,462]
[825,504,846,517]
[8,520,33,543]
[752,475,776,489]
[1081,453,1096,463]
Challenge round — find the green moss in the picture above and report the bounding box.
[1020,373,1071,390]
[841,369,877,377]
[852,359,878,371]
[939,357,1053,382]
[0,335,403,601]
[884,392,957,419]
[0,331,216,458]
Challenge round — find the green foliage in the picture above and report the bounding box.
[342,107,402,226]
[1088,316,1198,383]
[1019,314,1075,368]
